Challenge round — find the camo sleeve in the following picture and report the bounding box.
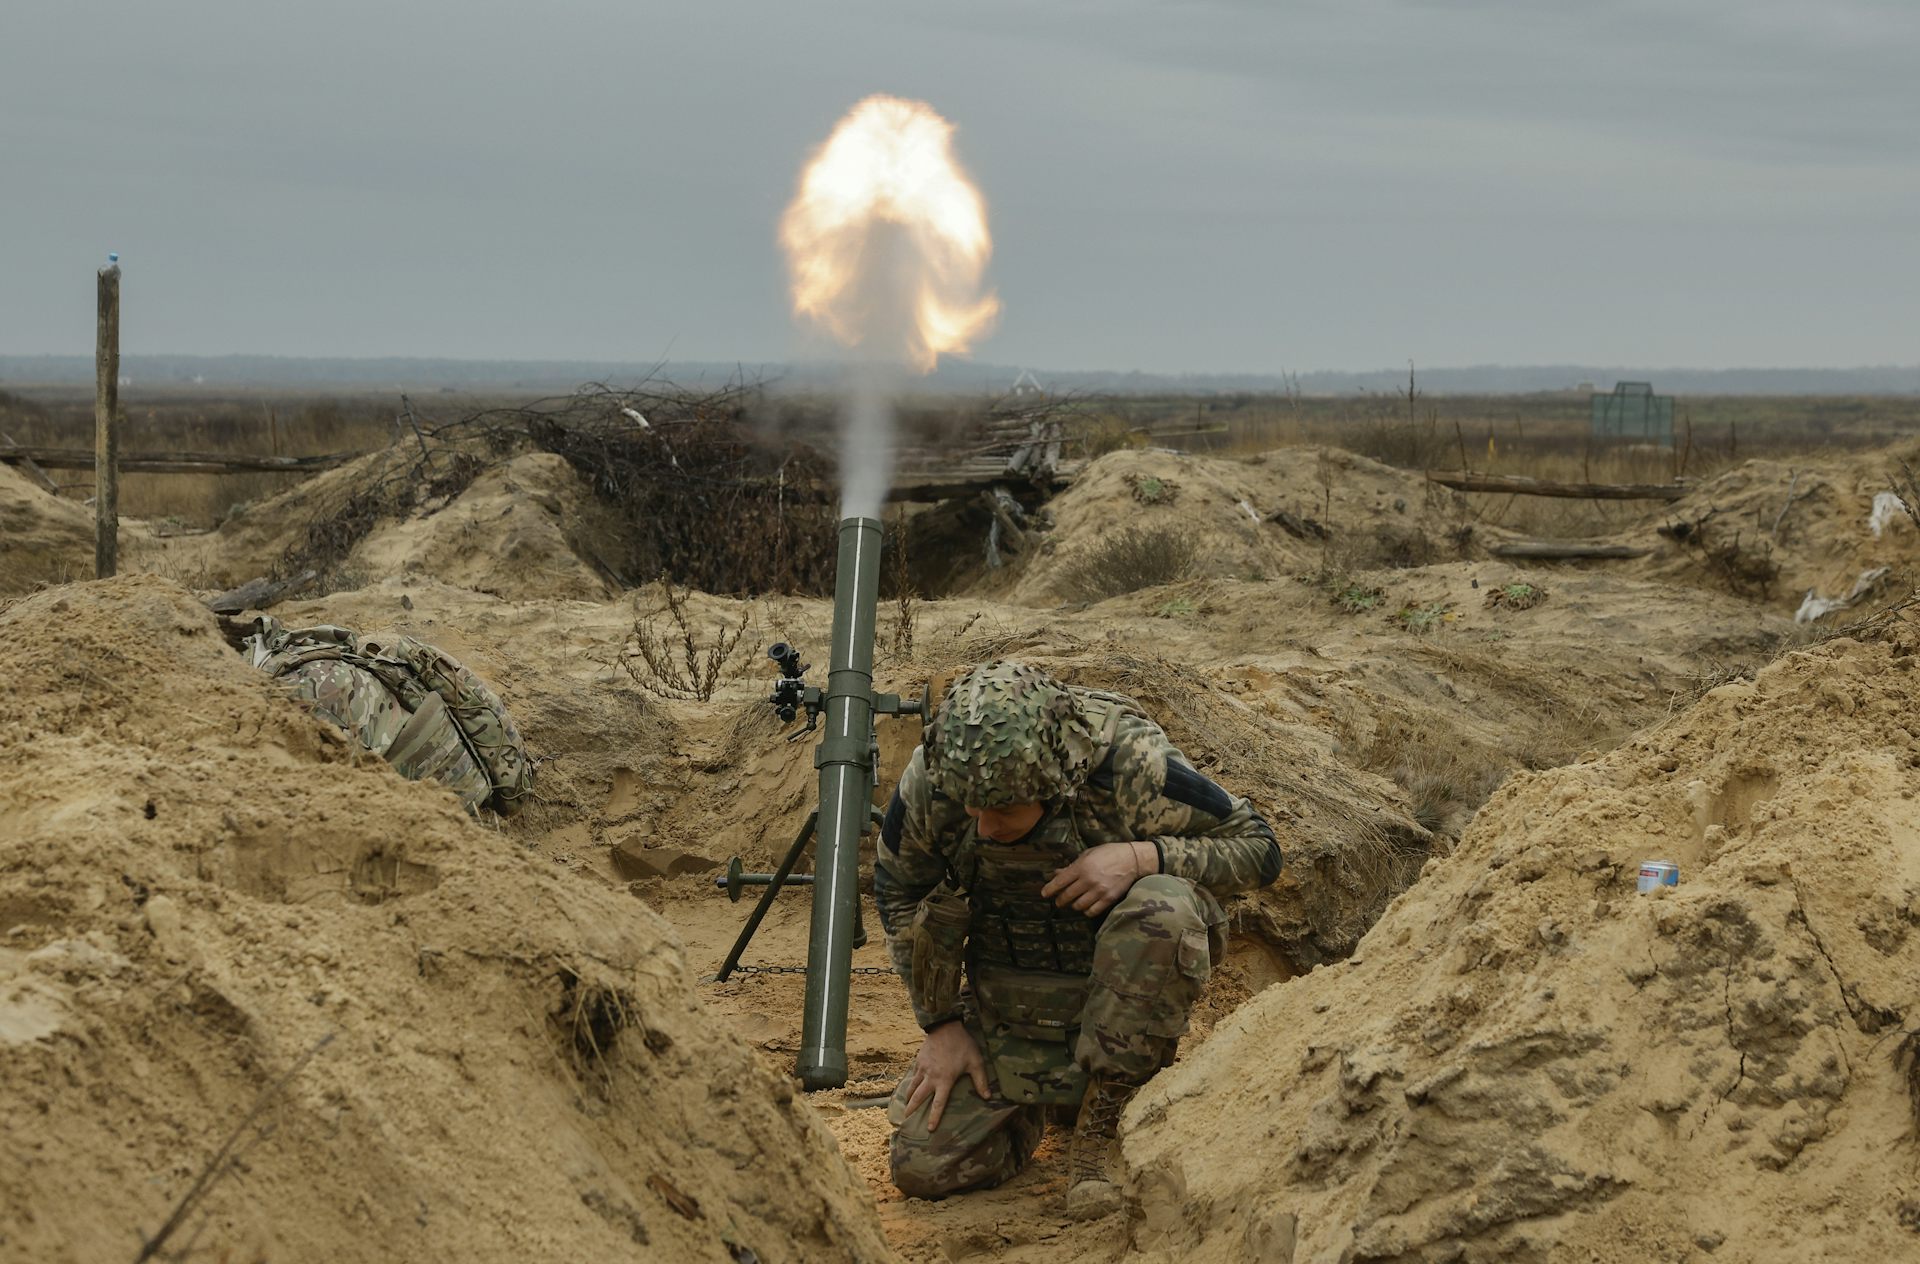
[874,746,969,1029]
[1105,719,1282,896]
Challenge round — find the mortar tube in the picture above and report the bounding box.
[798,514,883,1090]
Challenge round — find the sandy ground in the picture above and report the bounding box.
[4,439,1911,1261]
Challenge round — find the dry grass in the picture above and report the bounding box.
[7,383,1913,548]
[0,389,408,525]
[1056,524,1201,602]
[1100,389,1920,540]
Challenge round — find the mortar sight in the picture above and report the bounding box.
[765,642,815,727]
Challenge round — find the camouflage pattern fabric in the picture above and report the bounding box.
[874,664,1278,1197]
[923,661,1104,808]
[242,618,529,815]
[279,659,495,811]
[884,877,1220,1198]
[887,1014,1048,1200]
[360,634,534,813]
[1077,875,1222,1081]
[877,675,1279,1030]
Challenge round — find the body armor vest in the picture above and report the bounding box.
[964,803,1101,975]
[960,736,1111,1105]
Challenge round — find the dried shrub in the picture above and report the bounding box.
[1394,602,1452,634]
[1343,364,1450,470]
[1124,472,1180,505]
[1658,508,1780,599]
[1486,581,1547,611]
[886,508,917,658]
[1056,525,1200,602]
[1373,524,1436,569]
[1891,461,1920,532]
[1328,579,1385,614]
[618,578,753,702]
[511,385,838,595]
[1061,409,1138,460]
[1360,713,1506,837]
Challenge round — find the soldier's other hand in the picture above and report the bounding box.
[904,1020,990,1131]
[1041,842,1157,917]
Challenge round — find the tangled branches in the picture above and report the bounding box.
[273,378,1081,600]
[618,577,754,702]
[440,382,841,595]
[1658,507,1780,600]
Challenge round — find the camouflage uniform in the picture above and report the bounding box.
[241,618,533,816]
[875,662,1281,1199]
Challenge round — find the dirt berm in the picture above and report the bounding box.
[0,577,893,1263]
[1122,629,1920,1262]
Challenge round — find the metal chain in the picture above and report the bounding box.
[724,963,898,977]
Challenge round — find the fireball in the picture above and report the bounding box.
[780,95,998,371]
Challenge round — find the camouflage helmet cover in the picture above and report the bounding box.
[924,660,1099,808]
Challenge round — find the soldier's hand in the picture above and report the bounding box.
[904,1020,990,1132]
[1042,841,1157,917]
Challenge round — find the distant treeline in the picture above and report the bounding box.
[2,354,1916,397]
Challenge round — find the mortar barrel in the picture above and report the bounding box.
[798,514,883,1090]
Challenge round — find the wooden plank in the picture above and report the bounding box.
[1490,541,1652,560]
[1428,471,1688,501]
[0,446,362,474]
[0,430,57,493]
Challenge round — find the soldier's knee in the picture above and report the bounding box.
[888,1149,960,1200]
[1106,874,1204,935]
[888,1131,1014,1200]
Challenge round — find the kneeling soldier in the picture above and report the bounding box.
[875,660,1282,1218]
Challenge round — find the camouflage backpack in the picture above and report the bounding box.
[241,617,534,816]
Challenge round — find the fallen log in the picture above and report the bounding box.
[1490,541,1651,561]
[979,487,1029,553]
[203,570,319,615]
[0,445,361,475]
[1427,471,1689,501]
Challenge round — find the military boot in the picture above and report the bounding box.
[1064,1074,1140,1220]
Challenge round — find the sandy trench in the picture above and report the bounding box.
[4,440,1919,1261]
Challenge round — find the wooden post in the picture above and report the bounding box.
[94,259,121,578]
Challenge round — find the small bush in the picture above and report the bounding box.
[1329,580,1385,614]
[1395,602,1452,634]
[618,578,753,701]
[1124,473,1179,505]
[1485,582,1547,611]
[1057,526,1200,602]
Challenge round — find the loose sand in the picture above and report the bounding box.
[3,435,1911,1261]
[0,577,891,1263]
[1125,631,1920,1261]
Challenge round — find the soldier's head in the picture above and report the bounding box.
[924,660,1097,839]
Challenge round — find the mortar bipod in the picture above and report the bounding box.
[711,805,882,983]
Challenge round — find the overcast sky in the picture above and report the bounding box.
[3,1,1915,374]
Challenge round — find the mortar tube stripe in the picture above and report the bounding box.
[839,524,867,738]
[809,760,852,1064]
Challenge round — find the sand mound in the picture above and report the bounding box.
[1008,447,1470,606]
[1122,629,1920,1261]
[189,449,612,601]
[0,577,891,1263]
[0,462,94,594]
[350,453,612,600]
[1633,441,1920,615]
